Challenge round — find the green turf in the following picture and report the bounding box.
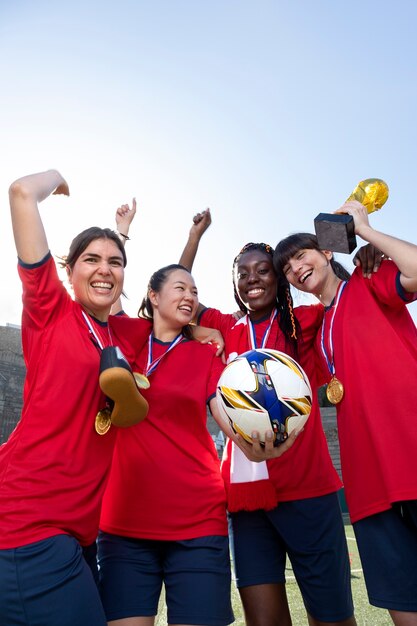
[156,524,393,626]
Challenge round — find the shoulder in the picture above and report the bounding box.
[19,253,71,325]
[184,337,218,357]
[294,303,324,328]
[351,260,414,305]
[108,316,152,357]
[199,307,243,331]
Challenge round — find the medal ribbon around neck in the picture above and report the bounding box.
[82,310,114,435]
[145,332,184,377]
[247,308,278,349]
[81,310,113,351]
[320,281,347,376]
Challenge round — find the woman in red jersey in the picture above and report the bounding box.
[0,170,146,626]
[97,235,297,626]
[179,210,357,626]
[274,200,417,626]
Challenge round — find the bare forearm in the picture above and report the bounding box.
[9,170,66,204]
[9,169,68,264]
[179,233,200,271]
[179,208,211,270]
[358,225,417,291]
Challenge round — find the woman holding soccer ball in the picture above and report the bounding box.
[274,200,417,626]
[179,211,360,626]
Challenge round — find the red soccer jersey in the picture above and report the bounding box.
[0,255,117,549]
[99,316,228,540]
[319,260,417,523]
[200,305,342,506]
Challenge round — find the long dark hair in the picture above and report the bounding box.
[58,227,127,269]
[232,242,301,355]
[138,264,194,340]
[273,233,351,282]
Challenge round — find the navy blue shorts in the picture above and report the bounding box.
[0,534,107,626]
[97,531,235,625]
[353,500,417,611]
[229,492,354,622]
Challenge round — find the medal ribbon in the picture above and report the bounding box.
[82,310,112,351]
[247,308,278,349]
[320,281,347,376]
[146,332,184,376]
[82,310,114,434]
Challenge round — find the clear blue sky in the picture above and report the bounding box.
[1,0,416,325]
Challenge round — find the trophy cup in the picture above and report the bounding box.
[314,178,389,254]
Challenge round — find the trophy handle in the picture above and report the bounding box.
[345,178,389,214]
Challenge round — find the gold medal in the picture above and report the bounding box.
[133,372,150,389]
[95,408,112,435]
[326,376,344,404]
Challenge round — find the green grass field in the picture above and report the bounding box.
[156,524,393,626]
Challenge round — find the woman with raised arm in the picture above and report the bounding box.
[0,170,146,626]
[95,203,296,626]
[179,210,357,626]
[274,200,417,626]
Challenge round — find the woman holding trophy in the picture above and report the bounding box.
[274,190,417,626]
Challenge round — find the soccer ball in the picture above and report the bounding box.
[216,348,312,446]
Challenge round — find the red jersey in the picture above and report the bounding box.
[99,316,228,540]
[200,305,342,511]
[319,260,417,523]
[0,255,117,548]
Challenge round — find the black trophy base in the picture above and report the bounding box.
[314,213,357,254]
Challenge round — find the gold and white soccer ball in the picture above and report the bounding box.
[216,348,312,445]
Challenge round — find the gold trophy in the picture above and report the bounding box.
[314,179,389,253]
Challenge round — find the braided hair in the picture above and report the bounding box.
[232,242,301,355]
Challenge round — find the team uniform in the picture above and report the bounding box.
[0,253,118,626]
[319,260,417,611]
[98,315,234,625]
[199,305,354,623]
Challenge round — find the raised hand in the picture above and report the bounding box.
[52,178,70,196]
[116,198,137,238]
[179,208,211,271]
[190,208,211,240]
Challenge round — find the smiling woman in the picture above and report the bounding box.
[64,230,126,321]
[96,262,236,626]
[0,169,143,626]
[179,212,357,626]
[273,204,417,624]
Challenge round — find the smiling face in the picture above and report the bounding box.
[234,249,277,320]
[149,268,199,335]
[67,237,125,321]
[281,247,333,296]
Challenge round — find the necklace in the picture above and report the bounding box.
[320,281,347,404]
